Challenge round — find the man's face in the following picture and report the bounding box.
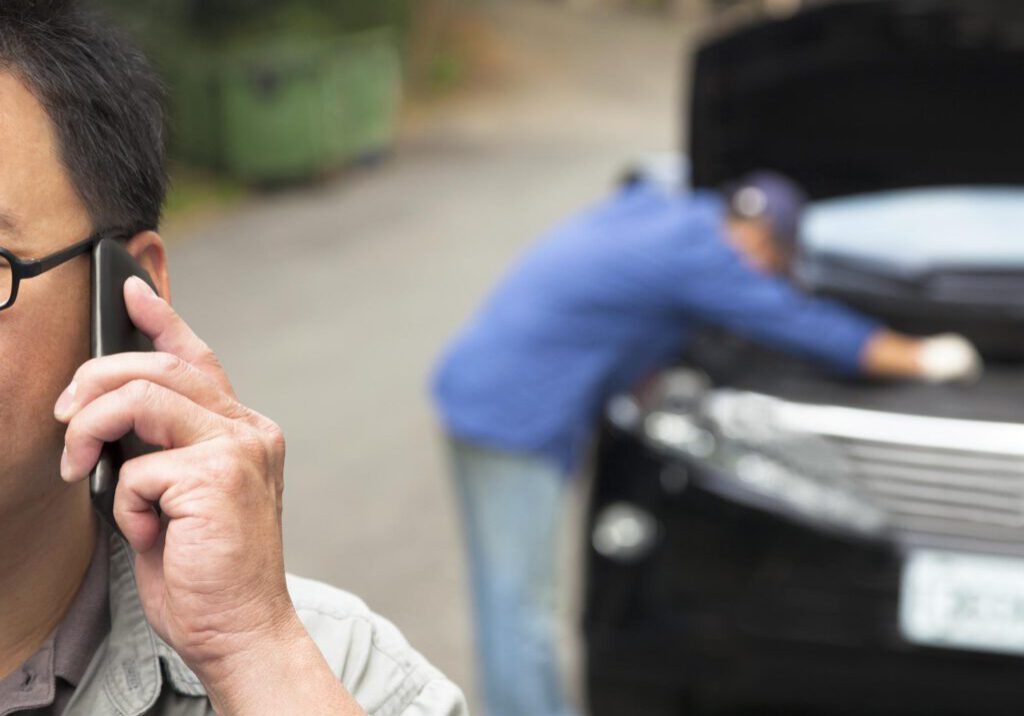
[0,72,93,515]
[725,217,792,275]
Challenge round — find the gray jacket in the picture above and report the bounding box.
[64,532,468,716]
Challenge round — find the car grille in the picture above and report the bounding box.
[711,392,1024,554]
[834,438,1024,546]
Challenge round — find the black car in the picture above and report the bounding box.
[584,1,1024,714]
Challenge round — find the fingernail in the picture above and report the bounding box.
[128,275,156,297]
[54,381,77,420]
[60,447,71,482]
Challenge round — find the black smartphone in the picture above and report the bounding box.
[89,238,159,534]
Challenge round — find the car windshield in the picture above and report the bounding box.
[801,187,1024,271]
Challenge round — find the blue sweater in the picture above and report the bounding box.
[432,184,880,471]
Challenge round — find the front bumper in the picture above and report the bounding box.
[584,427,1024,715]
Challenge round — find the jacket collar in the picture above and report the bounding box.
[64,531,206,716]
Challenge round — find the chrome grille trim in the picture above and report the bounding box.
[863,480,1021,514]
[842,442,1024,477]
[705,390,1024,550]
[771,401,1024,456]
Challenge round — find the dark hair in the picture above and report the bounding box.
[0,0,167,233]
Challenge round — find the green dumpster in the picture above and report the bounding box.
[162,29,402,184]
[161,51,226,170]
[325,29,403,163]
[218,41,329,182]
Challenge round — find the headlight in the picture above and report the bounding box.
[636,386,887,537]
[644,411,716,459]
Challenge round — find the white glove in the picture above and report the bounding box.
[918,334,983,384]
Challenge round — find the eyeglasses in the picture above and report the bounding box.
[0,229,127,312]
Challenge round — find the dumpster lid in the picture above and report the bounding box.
[688,0,1024,199]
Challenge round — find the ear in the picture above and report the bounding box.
[124,230,171,303]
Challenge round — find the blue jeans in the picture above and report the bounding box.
[448,439,578,716]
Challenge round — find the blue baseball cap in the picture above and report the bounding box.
[724,171,809,246]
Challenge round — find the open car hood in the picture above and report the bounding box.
[689,0,1024,199]
[683,328,1024,423]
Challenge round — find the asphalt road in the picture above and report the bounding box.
[166,1,692,710]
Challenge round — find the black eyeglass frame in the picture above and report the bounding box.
[0,229,130,312]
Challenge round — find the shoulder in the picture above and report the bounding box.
[286,574,468,716]
[673,189,729,237]
[154,575,467,716]
[614,185,727,240]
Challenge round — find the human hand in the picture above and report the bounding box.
[917,333,984,384]
[55,277,363,715]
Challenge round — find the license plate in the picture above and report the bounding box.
[901,550,1024,656]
